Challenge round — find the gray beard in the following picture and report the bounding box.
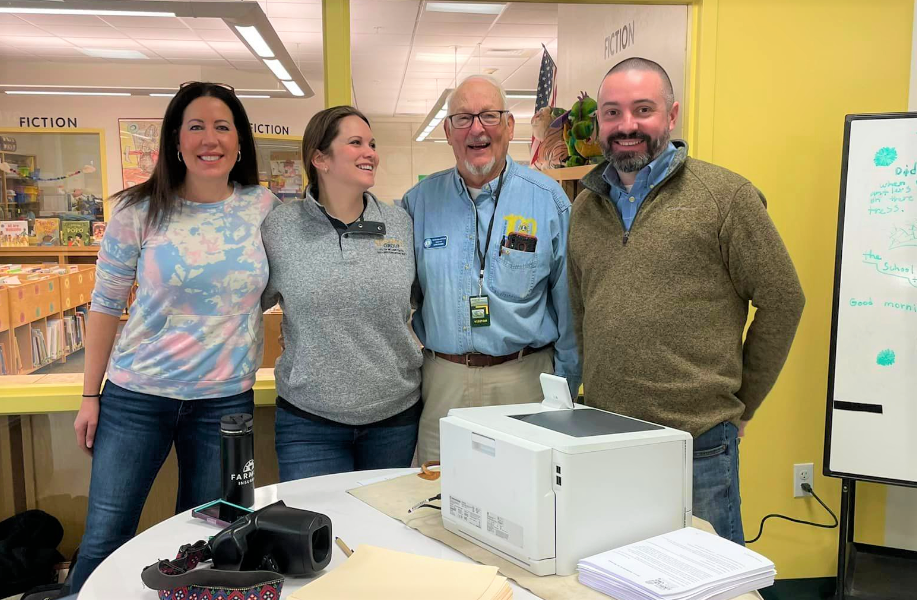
[464,156,497,178]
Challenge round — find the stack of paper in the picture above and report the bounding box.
[578,527,775,600]
[291,545,511,600]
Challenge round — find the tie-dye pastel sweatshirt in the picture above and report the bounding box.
[91,183,279,400]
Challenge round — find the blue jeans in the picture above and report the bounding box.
[69,382,254,593]
[274,404,420,482]
[692,421,744,545]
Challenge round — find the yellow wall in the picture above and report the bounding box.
[707,0,913,579]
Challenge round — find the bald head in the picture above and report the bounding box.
[600,57,675,111]
[447,75,508,113]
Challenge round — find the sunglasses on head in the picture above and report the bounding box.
[180,81,235,93]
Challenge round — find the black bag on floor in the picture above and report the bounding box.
[0,510,65,597]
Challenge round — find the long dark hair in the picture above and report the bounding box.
[112,82,259,229]
[301,106,371,200]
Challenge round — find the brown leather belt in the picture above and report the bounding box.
[433,345,551,368]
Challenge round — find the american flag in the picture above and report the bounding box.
[531,46,557,166]
[535,45,557,112]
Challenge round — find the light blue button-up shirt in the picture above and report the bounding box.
[402,157,581,395]
[602,142,677,230]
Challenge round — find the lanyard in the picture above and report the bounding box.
[473,165,507,295]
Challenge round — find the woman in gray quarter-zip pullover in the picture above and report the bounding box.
[261,106,422,482]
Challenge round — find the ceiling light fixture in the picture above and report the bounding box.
[506,91,537,99]
[0,7,176,17]
[0,1,313,100]
[424,2,505,15]
[263,59,291,81]
[6,90,131,96]
[282,80,304,97]
[234,25,274,58]
[414,88,452,142]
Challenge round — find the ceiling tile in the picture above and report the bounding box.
[0,35,74,48]
[413,35,484,47]
[27,47,87,57]
[352,1,421,22]
[350,20,414,35]
[183,18,229,31]
[351,45,410,63]
[195,29,240,42]
[64,38,146,50]
[267,18,322,33]
[0,21,52,37]
[119,27,202,41]
[206,41,252,55]
[352,32,413,47]
[278,31,323,45]
[496,8,558,26]
[99,15,188,29]
[481,37,549,50]
[18,14,108,27]
[266,3,323,19]
[489,24,557,38]
[229,60,264,71]
[419,11,494,24]
[137,40,217,58]
[417,22,490,36]
[167,58,232,67]
[40,25,126,39]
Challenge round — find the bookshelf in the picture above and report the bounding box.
[0,152,40,221]
[2,265,92,375]
[0,245,99,265]
[540,164,595,202]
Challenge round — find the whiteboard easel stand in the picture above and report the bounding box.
[827,112,917,599]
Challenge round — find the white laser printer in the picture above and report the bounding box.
[440,374,693,576]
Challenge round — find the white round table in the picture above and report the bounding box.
[80,468,542,599]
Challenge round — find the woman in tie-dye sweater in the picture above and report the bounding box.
[69,82,279,592]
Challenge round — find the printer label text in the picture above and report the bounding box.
[449,495,483,529]
[487,512,524,547]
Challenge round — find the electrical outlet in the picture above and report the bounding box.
[794,463,814,498]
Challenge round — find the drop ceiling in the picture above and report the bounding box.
[0,0,558,122]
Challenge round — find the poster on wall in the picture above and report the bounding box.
[119,119,162,189]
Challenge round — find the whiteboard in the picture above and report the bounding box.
[825,113,917,486]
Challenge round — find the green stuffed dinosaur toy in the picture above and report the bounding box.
[551,91,603,167]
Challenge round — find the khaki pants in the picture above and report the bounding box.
[417,347,554,463]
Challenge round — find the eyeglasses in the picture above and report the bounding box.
[446,110,509,129]
[180,81,235,93]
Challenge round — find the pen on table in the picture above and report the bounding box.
[335,536,353,557]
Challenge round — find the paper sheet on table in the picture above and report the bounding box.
[290,544,512,600]
[578,527,774,599]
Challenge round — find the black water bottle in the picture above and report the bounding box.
[220,413,255,507]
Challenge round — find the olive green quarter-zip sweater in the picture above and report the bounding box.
[568,142,805,438]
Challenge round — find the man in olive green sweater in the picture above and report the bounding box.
[568,58,805,546]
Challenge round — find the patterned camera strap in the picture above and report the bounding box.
[140,540,284,600]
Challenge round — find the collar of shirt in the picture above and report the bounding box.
[602,141,677,200]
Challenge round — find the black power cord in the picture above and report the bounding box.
[745,482,839,544]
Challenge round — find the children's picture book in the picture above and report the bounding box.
[91,221,107,245]
[0,221,29,247]
[34,218,61,246]
[61,221,91,247]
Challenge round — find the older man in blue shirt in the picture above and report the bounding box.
[402,75,581,462]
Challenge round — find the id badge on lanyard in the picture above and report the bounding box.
[469,166,506,329]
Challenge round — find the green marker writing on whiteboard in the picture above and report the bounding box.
[876,349,895,366]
